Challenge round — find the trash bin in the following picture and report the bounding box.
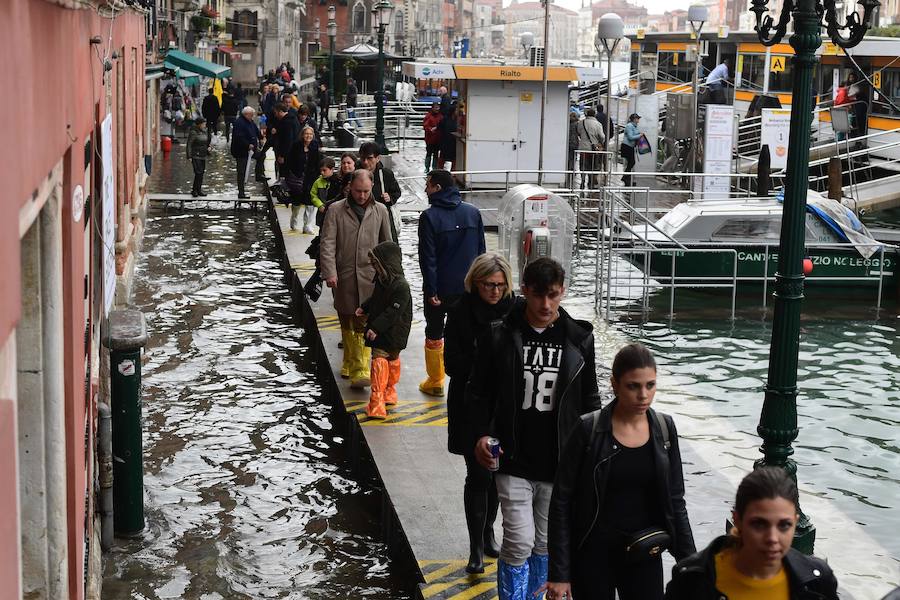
[335,123,358,149]
[102,309,149,537]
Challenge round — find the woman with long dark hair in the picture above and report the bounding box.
[542,343,694,600]
[444,253,516,574]
[665,466,838,599]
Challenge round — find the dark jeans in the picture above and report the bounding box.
[423,294,459,340]
[621,143,636,186]
[236,155,249,196]
[319,107,331,130]
[224,116,236,142]
[207,117,219,136]
[191,158,206,194]
[425,143,441,170]
[464,452,493,493]
[572,532,663,600]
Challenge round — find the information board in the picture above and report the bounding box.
[760,108,791,170]
[698,104,735,199]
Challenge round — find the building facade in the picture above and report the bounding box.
[0,1,153,598]
[500,1,579,60]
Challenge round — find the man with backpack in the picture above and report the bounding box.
[577,108,606,188]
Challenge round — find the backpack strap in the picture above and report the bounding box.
[654,409,671,451]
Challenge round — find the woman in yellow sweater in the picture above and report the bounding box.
[665,467,838,600]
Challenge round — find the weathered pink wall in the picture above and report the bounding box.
[0,2,147,598]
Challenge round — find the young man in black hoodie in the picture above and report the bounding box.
[468,257,602,600]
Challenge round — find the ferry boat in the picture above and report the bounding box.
[619,191,899,291]
[626,31,900,161]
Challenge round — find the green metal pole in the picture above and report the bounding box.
[329,35,335,104]
[755,0,818,553]
[376,27,387,153]
[104,309,148,538]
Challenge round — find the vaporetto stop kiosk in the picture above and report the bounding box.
[402,60,605,187]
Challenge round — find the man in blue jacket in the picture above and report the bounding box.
[230,106,262,199]
[417,170,485,397]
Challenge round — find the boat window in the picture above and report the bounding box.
[871,68,900,116]
[768,55,794,93]
[712,218,781,239]
[658,51,693,84]
[739,54,766,92]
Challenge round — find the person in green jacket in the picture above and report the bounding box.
[355,241,412,419]
[186,117,211,197]
[309,156,343,214]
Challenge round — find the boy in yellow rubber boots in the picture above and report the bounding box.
[356,241,412,419]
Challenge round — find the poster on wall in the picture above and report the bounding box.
[101,113,116,317]
[760,108,791,170]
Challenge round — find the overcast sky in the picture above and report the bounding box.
[507,0,694,17]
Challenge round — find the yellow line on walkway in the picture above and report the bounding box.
[395,407,449,425]
[421,561,468,584]
[445,581,497,600]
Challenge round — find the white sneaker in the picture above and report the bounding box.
[302,227,315,234]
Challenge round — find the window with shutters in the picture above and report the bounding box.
[232,10,258,43]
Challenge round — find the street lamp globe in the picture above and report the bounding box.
[520,31,534,57]
[596,12,624,54]
[327,20,337,37]
[327,4,336,21]
[687,4,708,31]
[377,0,395,31]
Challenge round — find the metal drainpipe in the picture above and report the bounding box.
[98,402,114,551]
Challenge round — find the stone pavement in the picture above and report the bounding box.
[269,199,504,600]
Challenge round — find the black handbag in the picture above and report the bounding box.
[624,527,671,563]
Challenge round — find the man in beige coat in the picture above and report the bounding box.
[320,169,393,387]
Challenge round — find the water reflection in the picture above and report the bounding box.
[102,209,411,599]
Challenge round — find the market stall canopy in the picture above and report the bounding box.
[146,62,201,86]
[163,49,231,79]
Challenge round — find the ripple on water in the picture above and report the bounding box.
[103,209,410,599]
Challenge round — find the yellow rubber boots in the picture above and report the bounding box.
[418,339,445,397]
[348,331,371,389]
[339,327,352,378]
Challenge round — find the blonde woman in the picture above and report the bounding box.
[444,252,516,574]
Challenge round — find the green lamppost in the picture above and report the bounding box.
[327,5,337,97]
[373,0,394,154]
[749,0,878,553]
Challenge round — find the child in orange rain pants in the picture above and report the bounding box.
[355,241,412,419]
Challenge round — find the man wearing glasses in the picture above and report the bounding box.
[416,169,485,397]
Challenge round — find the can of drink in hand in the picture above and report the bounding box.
[487,437,501,472]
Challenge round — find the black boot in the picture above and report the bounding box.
[483,481,500,558]
[464,486,486,574]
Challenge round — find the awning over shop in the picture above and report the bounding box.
[163,49,231,79]
[216,45,241,57]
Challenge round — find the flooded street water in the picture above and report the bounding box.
[102,147,411,599]
[564,233,900,597]
[105,138,899,598]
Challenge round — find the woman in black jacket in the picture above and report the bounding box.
[665,466,838,600]
[445,252,515,574]
[543,343,695,600]
[285,125,321,232]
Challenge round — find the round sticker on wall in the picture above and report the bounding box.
[72,184,85,222]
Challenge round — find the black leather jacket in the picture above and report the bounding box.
[467,304,602,465]
[547,400,695,582]
[665,535,839,600]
